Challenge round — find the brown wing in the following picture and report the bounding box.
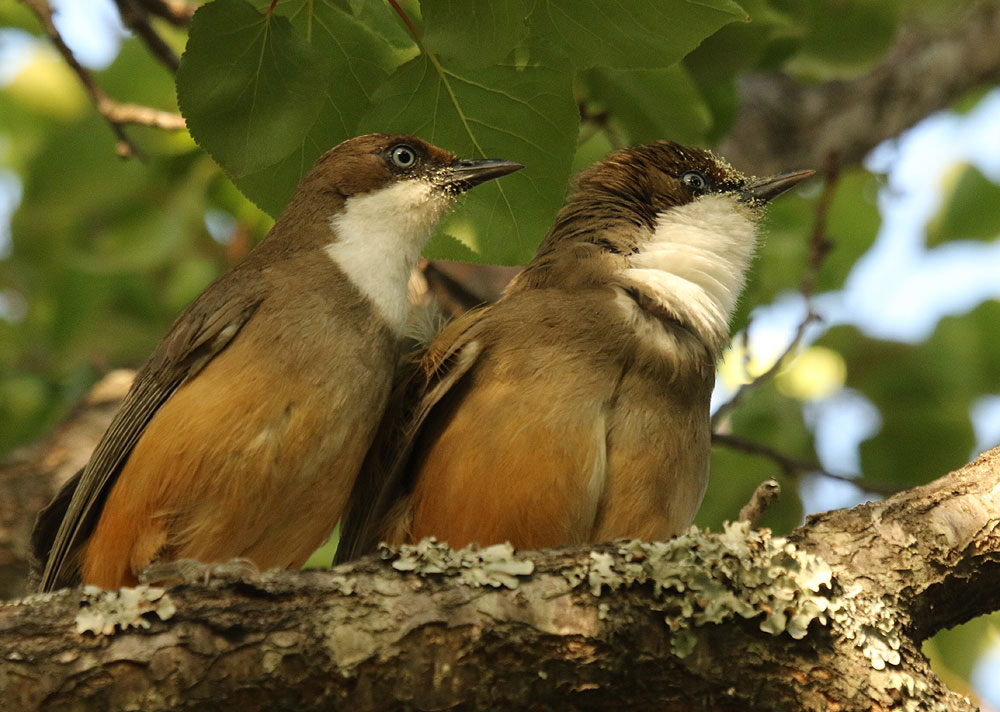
[33,288,264,592]
[333,307,488,564]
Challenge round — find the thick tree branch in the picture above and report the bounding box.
[3,448,999,710]
[719,2,1000,176]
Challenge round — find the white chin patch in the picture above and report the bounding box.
[625,193,759,338]
[325,179,454,333]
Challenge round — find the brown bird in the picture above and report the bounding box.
[31,133,522,591]
[335,141,811,562]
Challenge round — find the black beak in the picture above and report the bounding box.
[439,158,523,192]
[741,169,815,204]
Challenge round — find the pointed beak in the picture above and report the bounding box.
[741,169,815,204]
[439,158,523,193]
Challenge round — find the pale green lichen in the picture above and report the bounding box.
[75,584,176,636]
[577,520,903,680]
[383,539,534,589]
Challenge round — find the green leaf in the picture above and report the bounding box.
[423,231,479,262]
[584,64,712,145]
[926,163,1000,246]
[776,0,902,80]
[234,0,400,216]
[176,0,330,179]
[422,0,529,67]
[820,321,983,487]
[528,0,747,70]
[359,54,578,265]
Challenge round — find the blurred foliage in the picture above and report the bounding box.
[1,0,999,701]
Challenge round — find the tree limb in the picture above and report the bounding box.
[3,448,998,711]
[719,1,1000,176]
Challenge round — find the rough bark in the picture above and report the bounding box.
[719,2,1000,176]
[3,447,998,711]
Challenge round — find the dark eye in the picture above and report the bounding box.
[682,172,707,192]
[391,145,417,169]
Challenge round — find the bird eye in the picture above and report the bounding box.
[682,172,707,192]
[390,145,417,169]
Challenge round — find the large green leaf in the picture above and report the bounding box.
[359,54,578,265]
[231,0,401,216]
[422,0,529,67]
[176,0,330,179]
[584,64,712,145]
[925,163,1000,246]
[528,0,747,70]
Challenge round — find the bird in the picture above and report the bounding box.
[31,133,522,591]
[334,140,812,563]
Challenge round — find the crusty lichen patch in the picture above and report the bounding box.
[574,521,904,675]
[75,584,176,636]
[382,539,534,589]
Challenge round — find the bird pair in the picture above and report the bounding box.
[31,134,811,592]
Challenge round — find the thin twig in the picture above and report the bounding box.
[737,479,781,526]
[100,102,186,131]
[801,153,839,298]
[712,432,897,497]
[21,0,186,159]
[711,310,820,428]
[114,0,180,72]
[136,0,195,26]
[387,0,422,43]
[712,158,840,428]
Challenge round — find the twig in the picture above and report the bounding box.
[711,310,819,428]
[114,0,180,72]
[712,159,839,428]
[137,0,195,26]
[800,153,839,298]
[387,0,422,43]
[21,0,186,159]
[737,479,781,526]
[712,432,898,496]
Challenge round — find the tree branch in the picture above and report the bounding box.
[7,441,999,710]
[720,1,1000,176]
[114,0,181,72]
[20,0,186,159]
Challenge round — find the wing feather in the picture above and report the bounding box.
[34,294,263,591]
[333,307,488,564]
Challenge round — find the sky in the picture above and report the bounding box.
[2,0,1000,703]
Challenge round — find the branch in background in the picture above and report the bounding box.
[712,432,897,497]
[114,0,181,72]
[800,153,839,298]
[21,0,186,159]
[720,2,1000,176]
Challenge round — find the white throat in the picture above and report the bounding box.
[325,179,452,334]
[625,193,759,340]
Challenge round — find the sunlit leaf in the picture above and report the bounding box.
[926,163,1000,245]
